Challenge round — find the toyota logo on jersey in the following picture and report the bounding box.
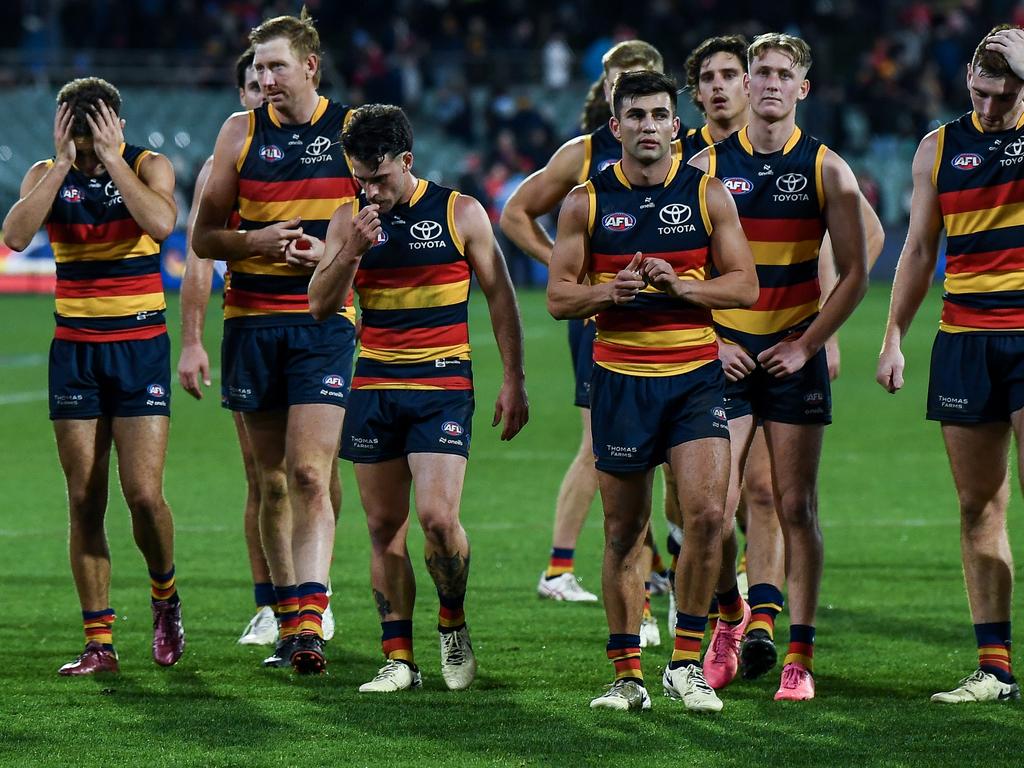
[658,203,692,225]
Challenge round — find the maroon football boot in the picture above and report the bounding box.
[58,642,119,676]
[152,599,185,666]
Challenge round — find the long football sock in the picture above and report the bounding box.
[382,619,416,668]
[669,612,707,669]
[545,547,574,579]
[253,582,275,609]
[975,621,1014,683]
[438,590,466,634]
[297,581,329,638]
[607,633,643,683]
[83,608,115,651]
[716,583,744,625]
[149,566,178,604]
[784,624,815,673]
[747,583,784,639]
[274,584,300,639]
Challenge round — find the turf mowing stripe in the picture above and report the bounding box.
[0,390,47,405]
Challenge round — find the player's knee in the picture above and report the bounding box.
[419,510,461,547]
[605,514,648,555]
[288,461,327,499]
[776,494,818,530]
[743,478,776,517]
[958,493,1006,529]
[685,505,723,543]
[366,513,405,547]
[123,489,166,520]
[259,471,289,507]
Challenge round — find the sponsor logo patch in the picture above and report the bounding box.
[147,384,166,398]
[322,374,345,389]
[723,177,753,194]
[602,212,636,231]
[60,185,84,203]
[951,152,982,170]
[441,421,464,437]
[259,144,284,163]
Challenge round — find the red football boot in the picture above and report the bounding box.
[58,642,119,676]
[152,600,185,666]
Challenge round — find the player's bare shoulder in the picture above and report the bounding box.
[688,146,713,173]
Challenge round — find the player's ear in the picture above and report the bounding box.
[672,115,680,139]
[119,118,126,130]
[403,151,413,172]
[610,116,621,141]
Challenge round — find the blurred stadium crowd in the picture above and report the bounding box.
[0,0,1020,282]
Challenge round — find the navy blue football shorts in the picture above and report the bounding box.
[720,337,832,425]
[339,388,474,463]
[49,334,171,420]
[221,316,355,412]
[590,361,729,473]
[927,330,1024,423]
[568,318,596,408]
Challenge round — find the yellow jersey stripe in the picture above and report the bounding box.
[55,292,166,317]
[446,191,465,256]
[749,240,820,266]
[360,344,472,364]
[944,201,1024,238]
[358,280,470,310]
[237,196,351,223]
[236,111,255,173]
[944,269,1024,294]
[713,300,819,335]
[52,237,159,262]
[599,328,717,347]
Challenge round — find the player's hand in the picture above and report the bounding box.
[177,342,211,400]
[85,100,125,164]
[609,251,645,305]
[493,376,529,441]
[246,217,304,258]
[54,102,75,167]
[757,335,811,378]
[639,256,683,297]
[349,204,382,257]
[824,334,841,381]
[285,233,324,268]
[719,340,756,382]
[986,28,1024,81]
[875,344,905,394]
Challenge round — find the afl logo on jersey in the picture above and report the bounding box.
[441,421,464,437]
[602,212,636,232]
[374,230,389,247]
[259,144,284,163]
[723,177,753,195]
[597,159,616,172]
[60,185,84,203]
[951,153,983,170]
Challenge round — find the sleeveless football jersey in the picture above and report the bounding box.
[586,156,717,376]
[708,126,827,348]
[228,97,357,325]
[47,143,166,342]
[934,110,1024,332]
[682,125,714,163]
[351,179,473,391]
[578,122,685,182]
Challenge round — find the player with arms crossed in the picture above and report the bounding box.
[309,105,529,693]
[192,9,357,674]
[549,70,757,713]
[877,25,1024,703]
[3,78,183,675]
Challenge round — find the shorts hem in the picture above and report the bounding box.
[759,414,832,426]
[926,412,1009,424]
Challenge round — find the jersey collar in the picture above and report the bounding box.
[268,96,329,128]
[970,110,1024,133]
[738,125,802,156]
[611,153,681,189]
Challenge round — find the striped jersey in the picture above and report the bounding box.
[578,123,685,182]
[586,156,718,377]
[228,97,358,326]
[46,143,166,342]
[350,179,473,391]
[708,126,827,348]
[934,110,1024,333]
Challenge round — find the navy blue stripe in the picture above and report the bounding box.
[360,304,467,330]
[755,260,818,288]
[354,358,473,380]
[229,272,310,295]
[943,290,1024,310]
[56,254,161,280]
[946,224,1024,255]
[55,310,165,329]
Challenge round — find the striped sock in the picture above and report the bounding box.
[708,596,720,631]
[274,584,300,639]
[545,547,574,578]
[438,590,466,634]
[784,624,815,673]
[747,583,784,639]
[975,621,1014,683]
[607,633,643,683]
[83,608,115,651]
[149,566,178,604]
[382,619,415,668]
[670,612,707,669]
[254,582,275,609]
[297,582,329,638]
[717,583,744,625]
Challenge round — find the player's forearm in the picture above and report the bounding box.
[547,280,611,320]
[882,247,936,348]
[193,225,251,261]
[180,253,215,345]
[106,157,176,241]
[678,270,759,310]
[499,206,554,266]
[309,253,359,321]
[2,163,70,250]
[484,284,527,380]
[801,267,868,355]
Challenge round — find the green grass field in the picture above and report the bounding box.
[1,285,1022,767]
